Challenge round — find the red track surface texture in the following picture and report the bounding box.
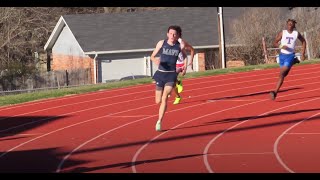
[1,64,320,173]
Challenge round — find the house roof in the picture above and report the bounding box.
[44,7,290,54]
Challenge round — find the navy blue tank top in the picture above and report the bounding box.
[159,39,181,71]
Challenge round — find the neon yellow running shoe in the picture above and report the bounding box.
[173,97,182,105]
[176,80,183,93]
[155,120,161,131]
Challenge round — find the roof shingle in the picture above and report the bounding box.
[62,7,289,52]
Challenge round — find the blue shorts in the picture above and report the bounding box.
[152,70,177,89]
[279,53,295,68]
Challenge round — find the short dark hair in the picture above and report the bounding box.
[167,25,182,36]
[287,19,297,24]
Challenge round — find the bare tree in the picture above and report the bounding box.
[0,8,57,65]
[0,7,100,90]
[66,7,104,14]
[0,7,175,69]
[0,7,57,90]
[103,7,123,13]
[103,7,175,14]
[0,7,177,91]
[227,8,283,65]
[288,7,320,58]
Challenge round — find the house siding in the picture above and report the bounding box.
[51,54,94,83]
[51,26,94,83]
[197,52,206,71]
[51,25,90,71]
[50,23,205,83]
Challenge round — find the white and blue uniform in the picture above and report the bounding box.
[279,30,298,68]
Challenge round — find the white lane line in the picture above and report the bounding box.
[107,115,153,118]
[204,94,320,173]
[1,66,318,124]
[207,152,274,156]
[56,101,215,173]
[58,81,320,173]
[1,64,318,112]
[286,132,320,135]
[274,112,320,173]
[1,66,319,172]
[131,85,320,173]
[5,73,320,134]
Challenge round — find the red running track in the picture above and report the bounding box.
[0,63,320,173]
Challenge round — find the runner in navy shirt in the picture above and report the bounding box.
[151,25,187,131]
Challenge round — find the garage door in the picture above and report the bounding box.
[98,58,145,83]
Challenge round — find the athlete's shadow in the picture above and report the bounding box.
[277,95,320,103]
[170,110,320,132]
[180,87,302,104]
[205,107,320,125]
[68,153,204,172]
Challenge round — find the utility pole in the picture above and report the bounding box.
[217,7,226,69]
